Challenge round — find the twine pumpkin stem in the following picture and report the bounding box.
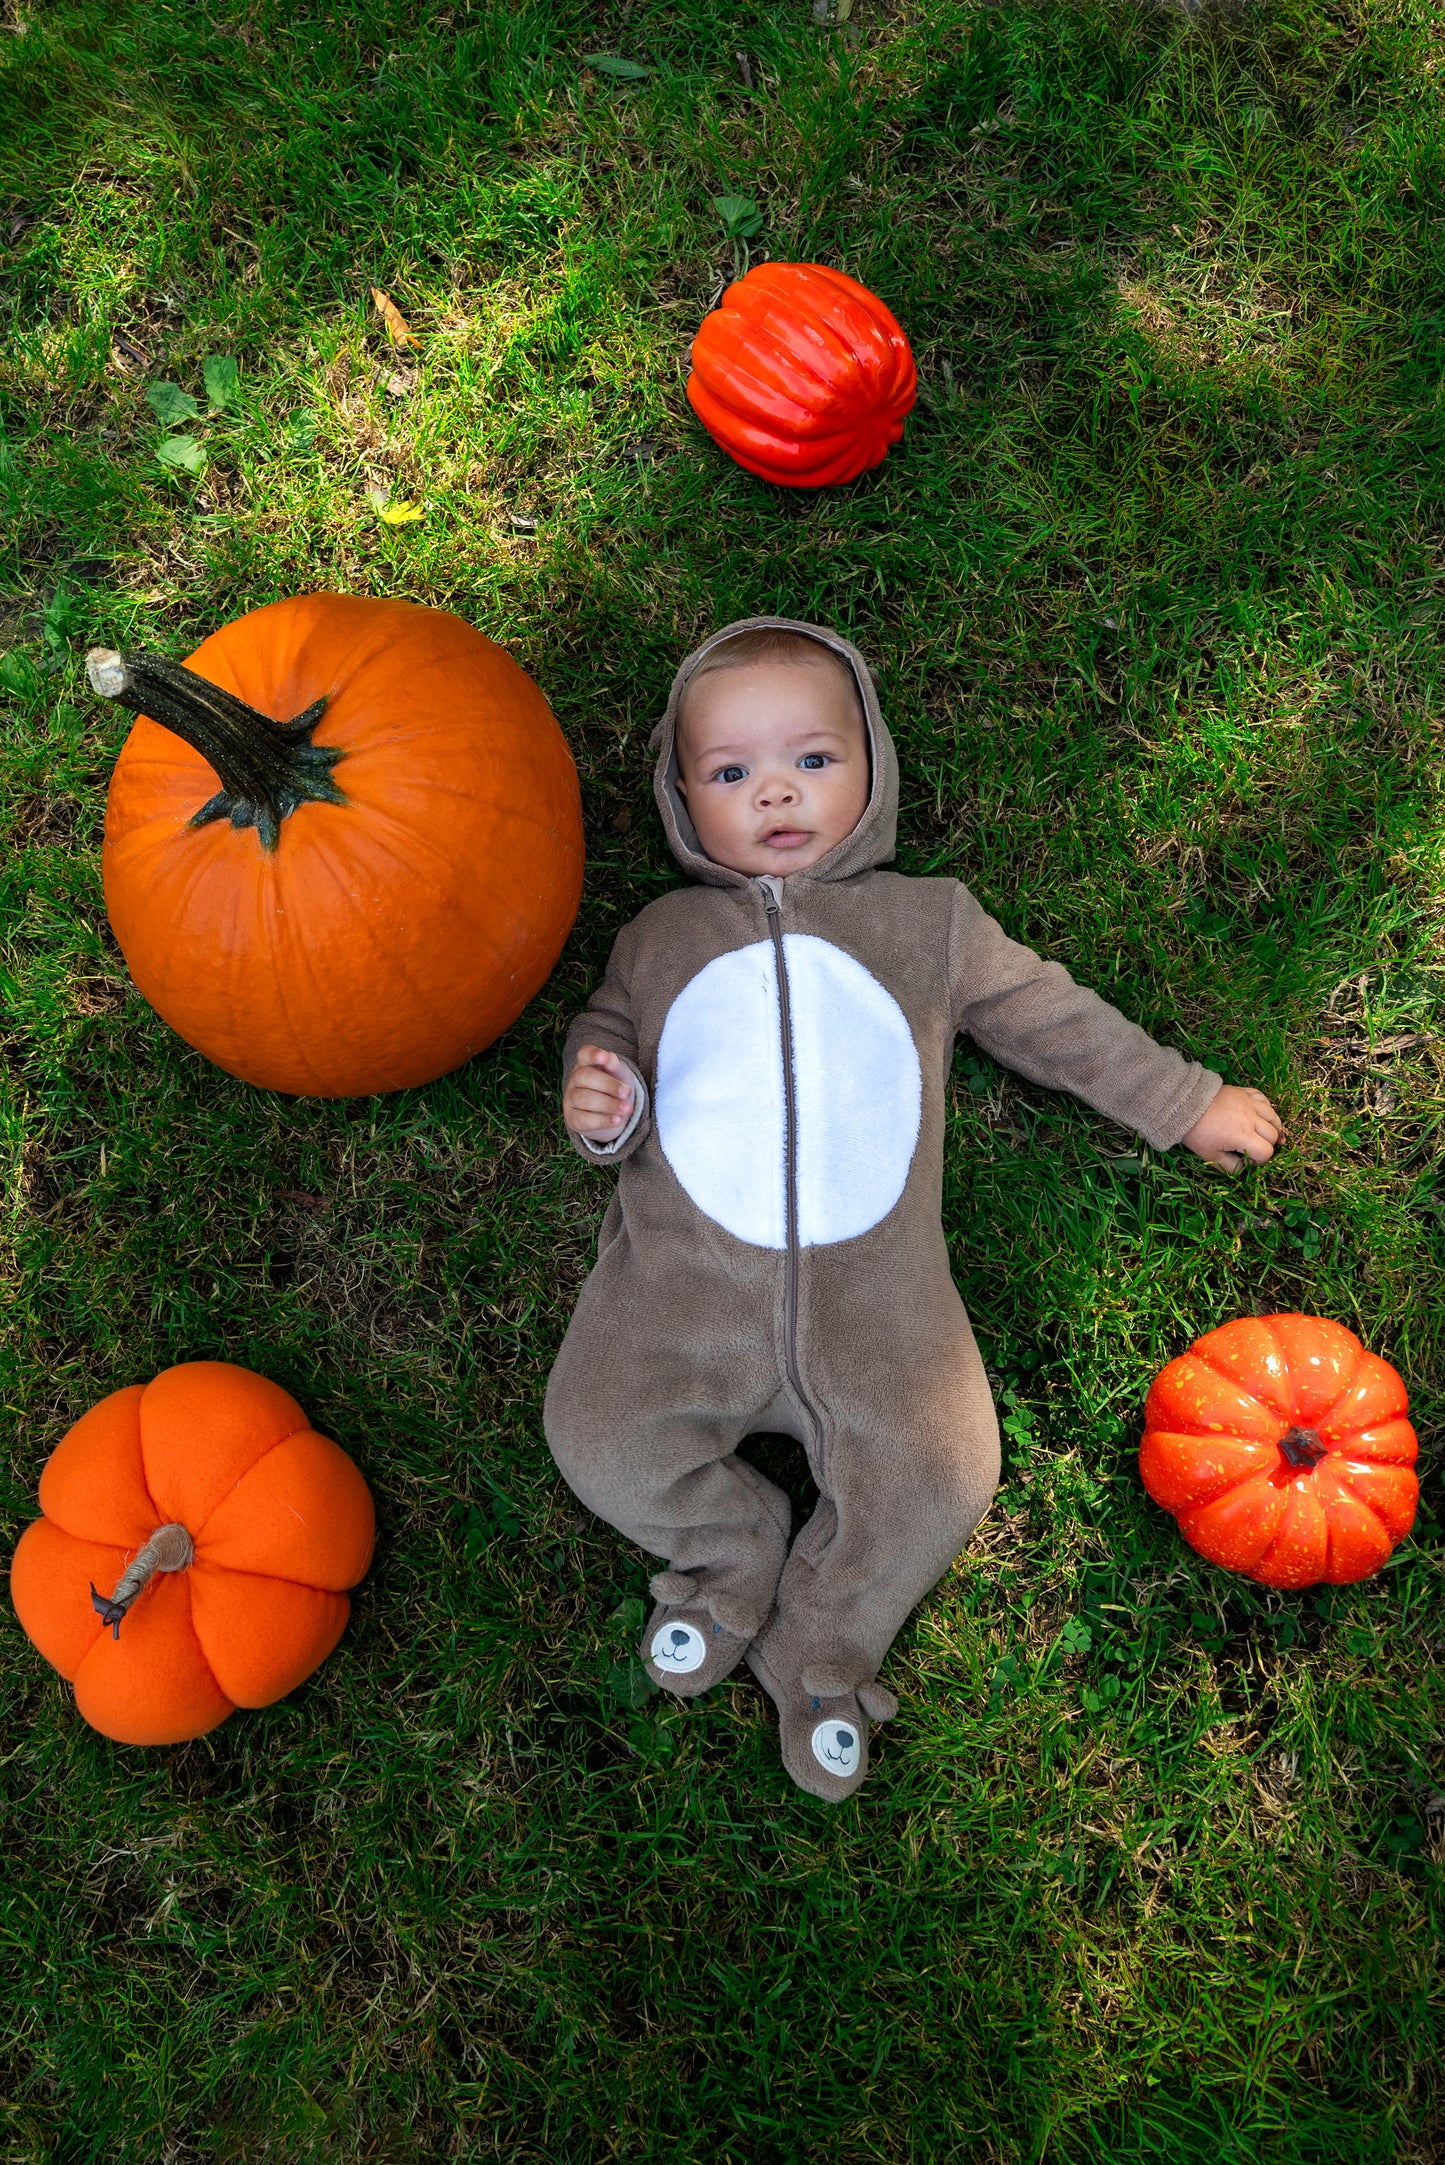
[90,1522,195,1638]
[86,646,345,851]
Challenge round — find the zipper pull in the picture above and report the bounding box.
[757,873,783,916]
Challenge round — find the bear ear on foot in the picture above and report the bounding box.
[800,1664,854,1702]
[649,1569,770,1641]
[856,1681,899,1722]
[649,1569,699,1603]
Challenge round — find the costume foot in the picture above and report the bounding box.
[745,1642,897,1803]
[643,1604,751,1698]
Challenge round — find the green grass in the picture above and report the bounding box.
[2,0,1443,2157]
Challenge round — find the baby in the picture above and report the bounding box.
[546,619,1280,1801]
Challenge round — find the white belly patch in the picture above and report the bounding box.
[654,934,922,1250]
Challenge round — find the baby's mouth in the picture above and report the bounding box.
[762,827,811,850]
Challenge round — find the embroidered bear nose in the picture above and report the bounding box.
[650,1618,707,1673]
[809,1717,862,1774]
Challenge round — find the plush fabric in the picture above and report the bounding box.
[12,1365,376,1747]
[546,616,1223,1797]
[9,1518,128,1680]
[197,1427,376,1586]
[73,1570,235,1748]
[36,1385,155,1548]
[138,1361,311,1527]
[653,933,923,1247]
[188,1564,351,1707]
[642,1597,754,1696]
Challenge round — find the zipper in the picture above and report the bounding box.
[758,876,824,1465]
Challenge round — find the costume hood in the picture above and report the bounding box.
[648,616,899,888]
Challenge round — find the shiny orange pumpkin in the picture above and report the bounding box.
[10,1363,375,1745]
[91,593,584,1097]
[687,262,917,487]
[1140,1314,1418,1588]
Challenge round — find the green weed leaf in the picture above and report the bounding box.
[146,381,200,426]
[42,583,83,651]
[989,1651,1019,1696]
[712,194,764,240]
[0,649,41,700]
[584,53,651,79]
[156,434,206,473]
[459,1494,521,1557]
[203,355,239,409]
[610,1659,658,1707]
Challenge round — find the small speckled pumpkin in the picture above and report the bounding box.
[1139,1314,1417,1588]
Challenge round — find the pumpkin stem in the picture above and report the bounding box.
[90,1522,194,1639]
[85,647,345,851]
[1278,1425,1327,1470]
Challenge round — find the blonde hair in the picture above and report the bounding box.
[679,628,862,722]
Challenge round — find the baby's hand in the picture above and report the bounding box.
[1181,1085,1282,1174]
[563,1044,636,1141]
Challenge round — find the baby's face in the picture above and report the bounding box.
[674,657,870,878]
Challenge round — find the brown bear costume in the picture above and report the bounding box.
[545,618,1222,1800]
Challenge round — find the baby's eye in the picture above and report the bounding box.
[715,764,747,784]
[798,753,830,771]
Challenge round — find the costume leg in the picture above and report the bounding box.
[544,1306,792,1695]
[747,1346,1000,1799]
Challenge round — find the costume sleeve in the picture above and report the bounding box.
[562,917,652,1165]
[947,883,1222,1151]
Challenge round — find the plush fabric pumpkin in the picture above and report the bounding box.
[89,593,584,1096]
[10,1362,375,1745]
[1140,1314,1417,1589]
[686,262,917,487]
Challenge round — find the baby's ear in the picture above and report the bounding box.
[674,772,688,798]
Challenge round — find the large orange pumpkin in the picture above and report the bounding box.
[10,1363,375,1745]
[686,262,917,487]
[1140,1314,1418,1589]
[90,593,584,1096]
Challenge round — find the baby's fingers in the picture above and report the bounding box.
[1244,1108,1283,1162]
[568,1080,631,1120]
[564,1061,635,1138]
[576,1044,627,1080]
[1246,1089,1283,1137]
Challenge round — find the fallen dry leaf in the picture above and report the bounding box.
[371,288,415,346]
[383,368,417,398]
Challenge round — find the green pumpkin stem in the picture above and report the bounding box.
[90,1521,195,1639]
[85,647,345,851]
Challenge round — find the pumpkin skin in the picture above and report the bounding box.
[101,593,584,1096]
[687,262,917,487]
[1140,1314,1418,1589]
[10,1363,375,1745]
